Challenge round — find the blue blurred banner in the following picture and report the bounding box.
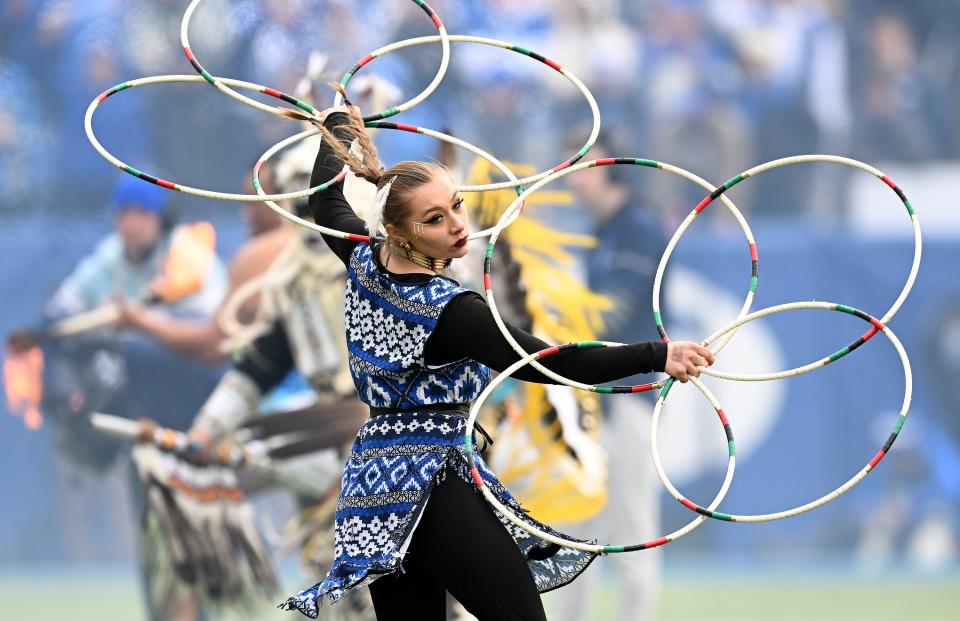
[655,227,959,566]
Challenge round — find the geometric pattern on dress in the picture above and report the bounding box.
[343,244,492,409]
[281,411,598,618]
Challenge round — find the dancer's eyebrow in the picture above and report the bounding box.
[416,192,461,219]
[432,191,459,210]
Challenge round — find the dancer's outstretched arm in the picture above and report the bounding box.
[426,291,713,384]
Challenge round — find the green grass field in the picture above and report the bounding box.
[653,572,959,621]
[2,565,957,620]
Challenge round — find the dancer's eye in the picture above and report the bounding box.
[419,199,463,226]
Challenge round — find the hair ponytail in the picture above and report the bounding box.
[313,84,385,185]
[313,86,451,234]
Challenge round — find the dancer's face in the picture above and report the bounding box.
[388,173,469,259]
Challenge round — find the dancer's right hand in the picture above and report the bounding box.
[665,341,715,383]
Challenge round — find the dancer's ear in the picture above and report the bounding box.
[384,223,409,247]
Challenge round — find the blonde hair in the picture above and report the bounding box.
[314,86,448,234]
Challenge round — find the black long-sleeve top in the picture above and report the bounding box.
[231,112,667,394]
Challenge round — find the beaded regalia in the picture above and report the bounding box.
[282,242,596,618]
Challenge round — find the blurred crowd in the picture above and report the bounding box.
[2,0,960,226]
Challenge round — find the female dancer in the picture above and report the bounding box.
[281,101,714,620]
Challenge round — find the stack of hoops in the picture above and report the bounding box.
[86,0,921,555]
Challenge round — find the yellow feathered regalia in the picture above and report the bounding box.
[458,157,616,524]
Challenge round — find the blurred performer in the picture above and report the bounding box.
[446,157,612,621]
[30,175,227,620]
[546,132,670,621]
[47,175,226,326]
[101,162,289,621]
[115,161,293,365]
[132,217,370,619]
[452,156,613,529]
[40,174,227,466]
[141,149,376,619]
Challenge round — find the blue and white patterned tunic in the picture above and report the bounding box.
[283,244,596,618]
[344,244,489,409]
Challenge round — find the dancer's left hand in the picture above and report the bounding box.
[665,341,715,382]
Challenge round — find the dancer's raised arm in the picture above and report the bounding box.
[308,110,367,265]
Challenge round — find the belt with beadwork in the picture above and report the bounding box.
[367,403,493,452]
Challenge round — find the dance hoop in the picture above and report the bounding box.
[88,83,536,239]
[180,0,450,123]
[652,301,911,522]
[654,155,920,381]
[335,35,600,190]
[464,342,736,553]
[85,75,349,202]
[83,0,925,552]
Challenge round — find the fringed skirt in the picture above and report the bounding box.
[280,410,596,618]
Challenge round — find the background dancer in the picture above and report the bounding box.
[114,161,293,365]
[546,131,670,621]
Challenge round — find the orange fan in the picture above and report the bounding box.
[149,221,217,303]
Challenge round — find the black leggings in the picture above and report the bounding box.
[368,470,547,621]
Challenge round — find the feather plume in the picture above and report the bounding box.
[365,175,396,237]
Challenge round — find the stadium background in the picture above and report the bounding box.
[1,1,958,619]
